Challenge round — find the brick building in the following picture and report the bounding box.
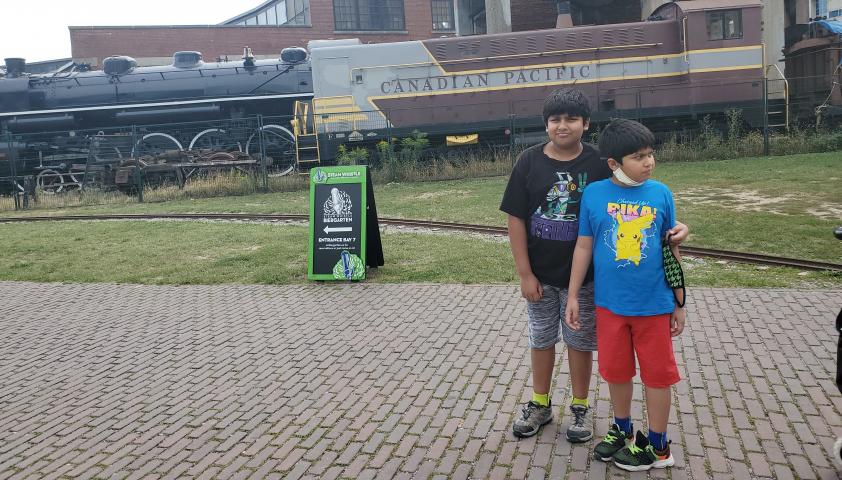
[70,0,461,67]
[69,0,649,68]
[68,0,811,72]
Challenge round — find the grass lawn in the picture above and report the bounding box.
[0,221,838,288]
[0,151,839,287]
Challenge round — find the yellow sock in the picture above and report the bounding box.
[571,397,589,408]
[532,392,550,407]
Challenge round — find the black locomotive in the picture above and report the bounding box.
[0,47,313,192]
[0,47,311,132]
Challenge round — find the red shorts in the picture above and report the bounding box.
[596,307,680,388]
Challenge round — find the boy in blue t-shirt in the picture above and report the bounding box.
[565,118,686,471]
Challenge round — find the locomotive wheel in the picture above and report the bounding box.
[93,146,124,163]
[188,128,243,152]
[132,133,184,158]
[245,125,296,176]
[114,159,148,192]
[36,169,65,194]
[834,437,842,469]
[205,151,248,177]
[116,158,184,191]
[63,173,82,191]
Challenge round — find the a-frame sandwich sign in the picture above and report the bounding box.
[307,165,383,280]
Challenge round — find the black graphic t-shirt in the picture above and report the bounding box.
[500,142,612,288]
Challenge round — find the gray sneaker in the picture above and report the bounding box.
[566,404,593,443]
[512,401,552,438]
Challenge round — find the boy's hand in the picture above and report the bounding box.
[520,274,543,302]
[670,306,685,336]
[668,222,689,246]
[565,298,580,330]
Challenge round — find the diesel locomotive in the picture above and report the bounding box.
[307,0,767,159]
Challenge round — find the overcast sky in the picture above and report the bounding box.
[0,0,264,63]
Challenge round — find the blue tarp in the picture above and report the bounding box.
[815,19,842,34]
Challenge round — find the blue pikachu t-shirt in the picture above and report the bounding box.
[578,178,677,316]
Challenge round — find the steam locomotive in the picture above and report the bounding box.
[0,47,313,192]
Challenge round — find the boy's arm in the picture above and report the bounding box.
[667,221,689,246]
[670,244,682,262]
[671,299,686,336]
[507,214,543,302]
[564,235,593,330]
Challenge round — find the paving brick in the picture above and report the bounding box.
[0,283,838,478]
[511,454,532,479]
[747,452,773,477]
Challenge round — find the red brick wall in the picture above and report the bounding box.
[70,0,451,66]
[510,0,558,32]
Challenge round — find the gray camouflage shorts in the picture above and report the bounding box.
[526,282,596,351]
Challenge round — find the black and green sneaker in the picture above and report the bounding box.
[593,423,631,461]
[613,431,675,471]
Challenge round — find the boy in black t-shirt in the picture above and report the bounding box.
[500,89,688,441]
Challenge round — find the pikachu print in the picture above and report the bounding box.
[614,213,654,266]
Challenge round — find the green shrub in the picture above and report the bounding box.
[376,139,400,182]
[336,144,370,166]
[398,130,429,168]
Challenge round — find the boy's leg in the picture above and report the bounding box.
[644,387,671,434]
[560,283,597,442]
[608,381,633,419]
[593,307,636,461]
[613,312,679,471]
[531,346,555,397]
[568,348,592,400]
[633,311,679,440]
[513,285,562,438]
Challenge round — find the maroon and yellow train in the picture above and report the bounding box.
[306,0,765,152]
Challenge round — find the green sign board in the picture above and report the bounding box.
[308,166,382,280]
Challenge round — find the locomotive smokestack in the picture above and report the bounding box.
[242,46,255,67]
[4,58,25,77]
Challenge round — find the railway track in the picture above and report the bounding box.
[2,213,841,273]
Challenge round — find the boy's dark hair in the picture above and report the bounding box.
[542,88,591,125]
[598,118,655,164]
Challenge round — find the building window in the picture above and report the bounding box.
[224,0,309,26]
[816,0,828,17]
[432,0,455,31]
[334,0,406,31]
[284,0,310,25]
[706,10,742,40]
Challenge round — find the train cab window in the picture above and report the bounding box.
[706,10,742,40]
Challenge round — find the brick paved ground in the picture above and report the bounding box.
[0,282,840,480]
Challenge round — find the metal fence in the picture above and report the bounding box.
[0,115,301,211]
